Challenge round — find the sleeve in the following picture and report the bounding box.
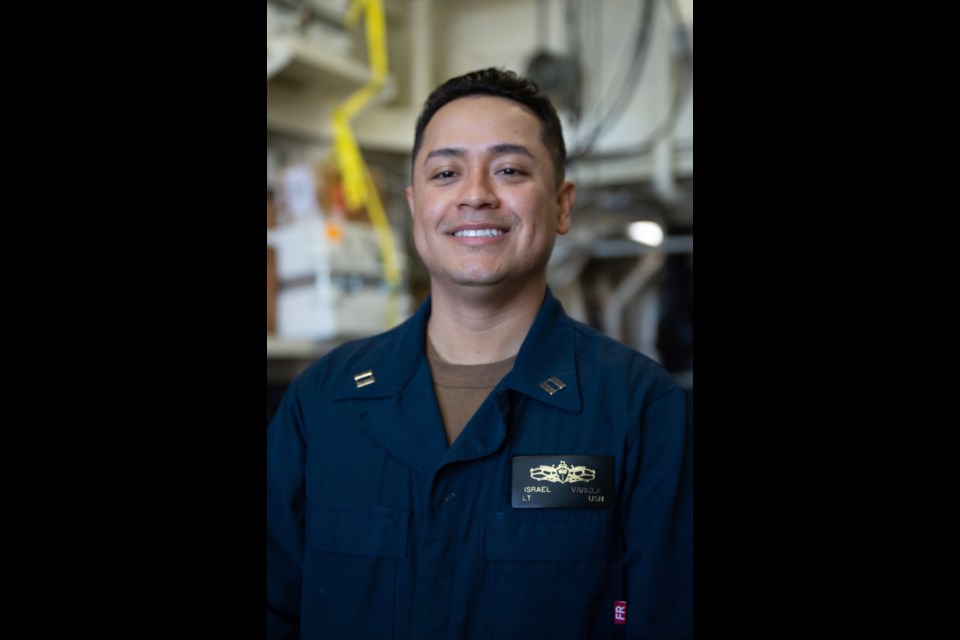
[621,384,693,639]
[267,377,308,640]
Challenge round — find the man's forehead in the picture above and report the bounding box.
[419,98,544,160]
[425,96,540,134]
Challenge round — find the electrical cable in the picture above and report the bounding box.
[568,0,656,163]
[565,0,583,123]
[537,0,548,51]
[571,0,654,158]
[575,0,693,163]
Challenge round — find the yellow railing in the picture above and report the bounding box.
[332,0,402,325]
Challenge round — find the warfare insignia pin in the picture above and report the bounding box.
[511,455,615,509]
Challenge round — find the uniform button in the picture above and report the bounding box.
[444,492,457,503]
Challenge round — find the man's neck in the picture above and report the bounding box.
[426,282,546,365]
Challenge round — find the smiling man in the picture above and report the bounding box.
[409,94,573,295]
[267,68,693,640]
[407,91,575,371]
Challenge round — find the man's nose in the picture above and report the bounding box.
[458,172,499,209]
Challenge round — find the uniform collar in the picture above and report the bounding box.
[331,295,432,401]
[501,289,583,414]
[332,288,583,415]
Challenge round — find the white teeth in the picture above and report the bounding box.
[454,228,504,238]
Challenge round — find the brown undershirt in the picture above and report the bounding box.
[426,338,517,445]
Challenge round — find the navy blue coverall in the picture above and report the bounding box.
[267,290,692,639]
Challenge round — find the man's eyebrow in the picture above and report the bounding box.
[423,147,465,162]
[423,144,535,163]
[489,143,535,159]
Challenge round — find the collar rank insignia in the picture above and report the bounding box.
[539,376,566,395]
[511,455,615,509]
[353,370,375,388]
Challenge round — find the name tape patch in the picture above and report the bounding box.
[511,455,615,509]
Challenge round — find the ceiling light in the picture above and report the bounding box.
[627,221,664,247]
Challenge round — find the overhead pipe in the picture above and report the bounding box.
[602,252,665,345]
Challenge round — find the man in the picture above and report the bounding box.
[267,67,692,639]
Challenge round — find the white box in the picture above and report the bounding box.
[268,213,413,341]
[276,283,413,341]
[268,215,408,280]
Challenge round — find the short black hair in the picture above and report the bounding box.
[411,67,567,188]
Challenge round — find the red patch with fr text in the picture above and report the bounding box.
[613,600,627,625]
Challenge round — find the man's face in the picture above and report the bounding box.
[406,95,574,294]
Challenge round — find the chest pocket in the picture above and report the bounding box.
[481,510,623,640]
[302,505,408,640]
[305,504,408,557]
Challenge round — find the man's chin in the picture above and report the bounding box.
[445,268,506,287]
[451,275,512,290]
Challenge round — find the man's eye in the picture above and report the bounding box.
[433,170,456,180]
[500,168,525,176]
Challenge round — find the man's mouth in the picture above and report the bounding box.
[453,228,505,238]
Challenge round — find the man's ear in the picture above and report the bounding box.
[405,185,415,217]
[556,180,575,235]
